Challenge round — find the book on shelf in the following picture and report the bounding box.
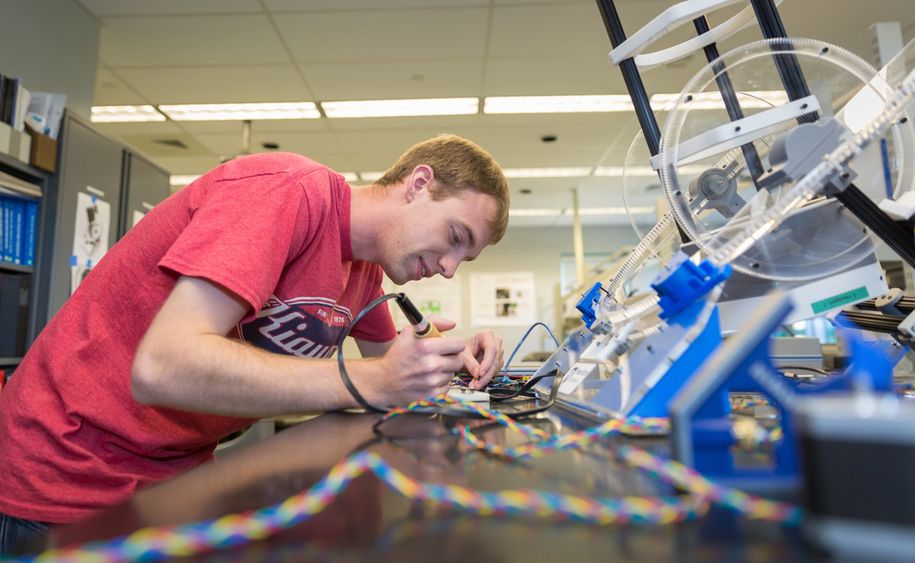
[0,195,38,267]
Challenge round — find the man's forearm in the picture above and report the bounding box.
[132,334,381,417]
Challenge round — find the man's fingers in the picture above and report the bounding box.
[426,315,457,332]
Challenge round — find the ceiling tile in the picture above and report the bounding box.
[77,0,262,16]
[190,131,344,159]
[489,4,610,57]
[325,114,481,131]
[151,155,229,175]
[301,59,483,100]
[92,120,185,136]
[94,66,147,105]
[178,120,332,137]
[273,8,489,62]
[265,0,485,10]
[115,65,311,104]
[483,55,622,96]
[98,15,290,66]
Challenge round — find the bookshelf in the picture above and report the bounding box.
[0,148,47,376]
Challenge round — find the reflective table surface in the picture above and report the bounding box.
[39,406,818,562]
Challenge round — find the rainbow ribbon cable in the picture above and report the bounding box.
[10,394,802,563]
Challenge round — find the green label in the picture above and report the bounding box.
[810,286,869,314]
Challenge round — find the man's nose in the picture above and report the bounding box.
[438,255,459,279]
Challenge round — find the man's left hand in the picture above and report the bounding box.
[460,330,504,390]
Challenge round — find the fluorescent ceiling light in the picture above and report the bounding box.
[594,165,708,176]
[159,102,320,121]
[649,90,790,110]
[509,208,564,217]
[169,175,201,186]
[321,98,478,118]
[484,95,634,114]
[340,172,359,183]
[504,167,593,178]
[358,171,385,182]
[580,206,654,215]
[91,105,166,123]
[509,206,654,217]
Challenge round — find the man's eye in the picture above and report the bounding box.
[451,228,461,245]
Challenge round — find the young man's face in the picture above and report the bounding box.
[381,187,498,285]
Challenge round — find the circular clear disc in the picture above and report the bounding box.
[659,37,915,281]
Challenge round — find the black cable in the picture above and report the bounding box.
[424,369,566,420]
[490,372,555,402]
[335,292,402,413]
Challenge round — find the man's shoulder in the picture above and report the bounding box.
[217,153,342,185]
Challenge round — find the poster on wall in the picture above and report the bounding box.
[70,191,111,295]
[385,275,462,328]
[470,271,536,327]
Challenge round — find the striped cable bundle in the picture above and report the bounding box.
[12,393,801,563]
[16,451,706,563]
[395,394,801,524]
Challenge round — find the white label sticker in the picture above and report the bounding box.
[558,363,594,395]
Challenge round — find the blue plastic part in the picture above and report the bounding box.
[575,282,604,329]
[612,297,724,418]
[651,252,732,320]
[590,254,733,418]
[669,291,906,491]
[669,292,801,490]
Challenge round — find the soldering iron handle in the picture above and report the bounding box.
[395,293,442,338]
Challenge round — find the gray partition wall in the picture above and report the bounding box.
[119,153,169,238]
[35,113,169,331]
[42,115,124,326]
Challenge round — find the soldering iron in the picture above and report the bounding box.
[395,293,441,338]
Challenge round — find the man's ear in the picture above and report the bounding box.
[405,164,435,202]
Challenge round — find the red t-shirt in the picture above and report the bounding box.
[0,152,395,524]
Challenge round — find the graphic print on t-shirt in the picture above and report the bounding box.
[239,295,353,358]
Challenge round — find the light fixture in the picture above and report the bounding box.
[158,102,321,121]
[649,90,789,110]
[509,206,655,217]
[484,95,634,114]
[340,172,359,183]
[321,98,479,118]
[503,167,594,178]
[594,164,719,176]
[169,175,201,186]
[509,208,564,217]
[91,105,166,123]
[358,171,385,182]
[579,206,654,215]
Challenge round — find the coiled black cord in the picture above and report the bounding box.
[335,292,402,413]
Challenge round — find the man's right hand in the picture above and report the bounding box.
[362,318,465,406]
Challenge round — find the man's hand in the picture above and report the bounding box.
[364,318,465,406]
[460,330,504,390]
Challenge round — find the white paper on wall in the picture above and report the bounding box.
[470,272,536,327]
[70,190,111,295]
[386,275,463,329]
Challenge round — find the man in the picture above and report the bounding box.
[0,134,509,550]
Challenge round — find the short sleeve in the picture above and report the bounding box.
[158,171,312,317]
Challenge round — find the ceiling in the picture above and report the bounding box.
[76,0,915,228]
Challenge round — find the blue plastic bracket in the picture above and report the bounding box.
[575,282,604,329]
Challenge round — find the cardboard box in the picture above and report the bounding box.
[25,124,57,173]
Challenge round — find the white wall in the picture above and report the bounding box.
[0,0,100,117]
[452,224,640,361]
[362,224,642,363]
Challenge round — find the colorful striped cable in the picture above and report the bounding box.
[14,451,707,563]
[10,394,801,562]
[388,394,800,524]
